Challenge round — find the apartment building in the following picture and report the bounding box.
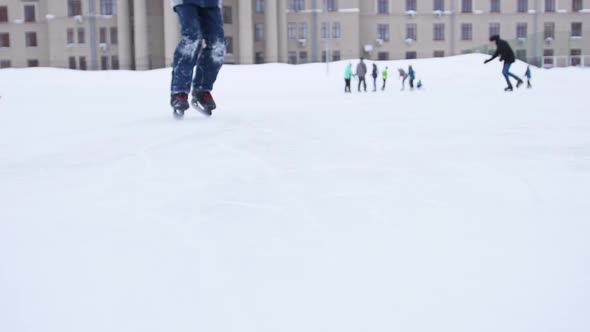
[0,0,588,70]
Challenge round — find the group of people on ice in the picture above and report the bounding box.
[344,58,422,93]
[165,0,535,119]
[344,34,533,94]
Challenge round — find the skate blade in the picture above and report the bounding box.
[172,108,185,120]
[191,100,213,117]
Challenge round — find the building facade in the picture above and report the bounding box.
[1,0,589,70]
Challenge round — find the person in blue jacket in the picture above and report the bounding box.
[408,65,416,90]
[525,66,532,88]
[169,0,226,117]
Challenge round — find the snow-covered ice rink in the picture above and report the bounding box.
[1,54,589,332]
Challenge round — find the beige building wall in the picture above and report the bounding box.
[1,0,589,69]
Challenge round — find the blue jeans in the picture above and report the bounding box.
[502,63,521,87]
[171,4,225,95]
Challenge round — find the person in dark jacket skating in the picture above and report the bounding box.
[170,0,226,117]
[371,63,378,92]
[356,58,368,92]
[484,35,523,91]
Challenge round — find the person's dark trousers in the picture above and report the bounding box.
[502,63,521,88]
[372,76,377,91]
[358,76,367,92]
[382,79,386,90]
[409,78,414,89]
[344,79,351,93]
[171,4,226,95]
[527,79,532,88]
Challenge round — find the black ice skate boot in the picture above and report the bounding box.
[171,93,189,119]
[191,91,217,117]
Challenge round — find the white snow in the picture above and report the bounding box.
[1,54,590,332]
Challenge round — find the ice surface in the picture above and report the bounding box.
[1,54,589,332]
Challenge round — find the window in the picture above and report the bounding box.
[299,23,307,39]
[111,55,119,70]
[377,24,390,41]
[332,22,341,39]
[573,0,583,11]
[571,49,582,66]
[99,27,107,43]
[517,0,528,12]
[288,23,297,40]
[461,23,472,40]
[571,22,582,37]
[321,50,328,62]
[67,28,75,44]
[377,0,389,13]
[24,5,36,22]
[434,23,445,41]
[433,50,445,57]
[77,28,85,43]
[100,0,115,15]
[545,0,555,12]
[516,23,527,39]
[68,0,82,17]
[490,0,500,13]
[79,56,87,70]
[462,0,473,13]
[378,52,390,60]
[101,56,109,70]
[25,32,37,47]
[1,60,12,68]
[223,6,232,24]
[0,33,9,47]
[489,22,500,37]
[255,23,264,41]
[225,37,233,53]
[326,0,338,12]
[516,49,527,61]
[406,0,417,11]
[69,56,77,69]
[255,52,264,64]
[321,22,329,39]
[110,27,118,44]
[0,6,7,22]
[543,49,554,66]
[288,51,297,64]
[544,22,555,39]
[27,59,39,67]
[287,23,297,40]
[256,0,265,13]
[290,0,305,12]
[332,50,341,61]
[434,0,444,11]
[406,23,417,41]
[406,51,417,59]
[299,51,308,63]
